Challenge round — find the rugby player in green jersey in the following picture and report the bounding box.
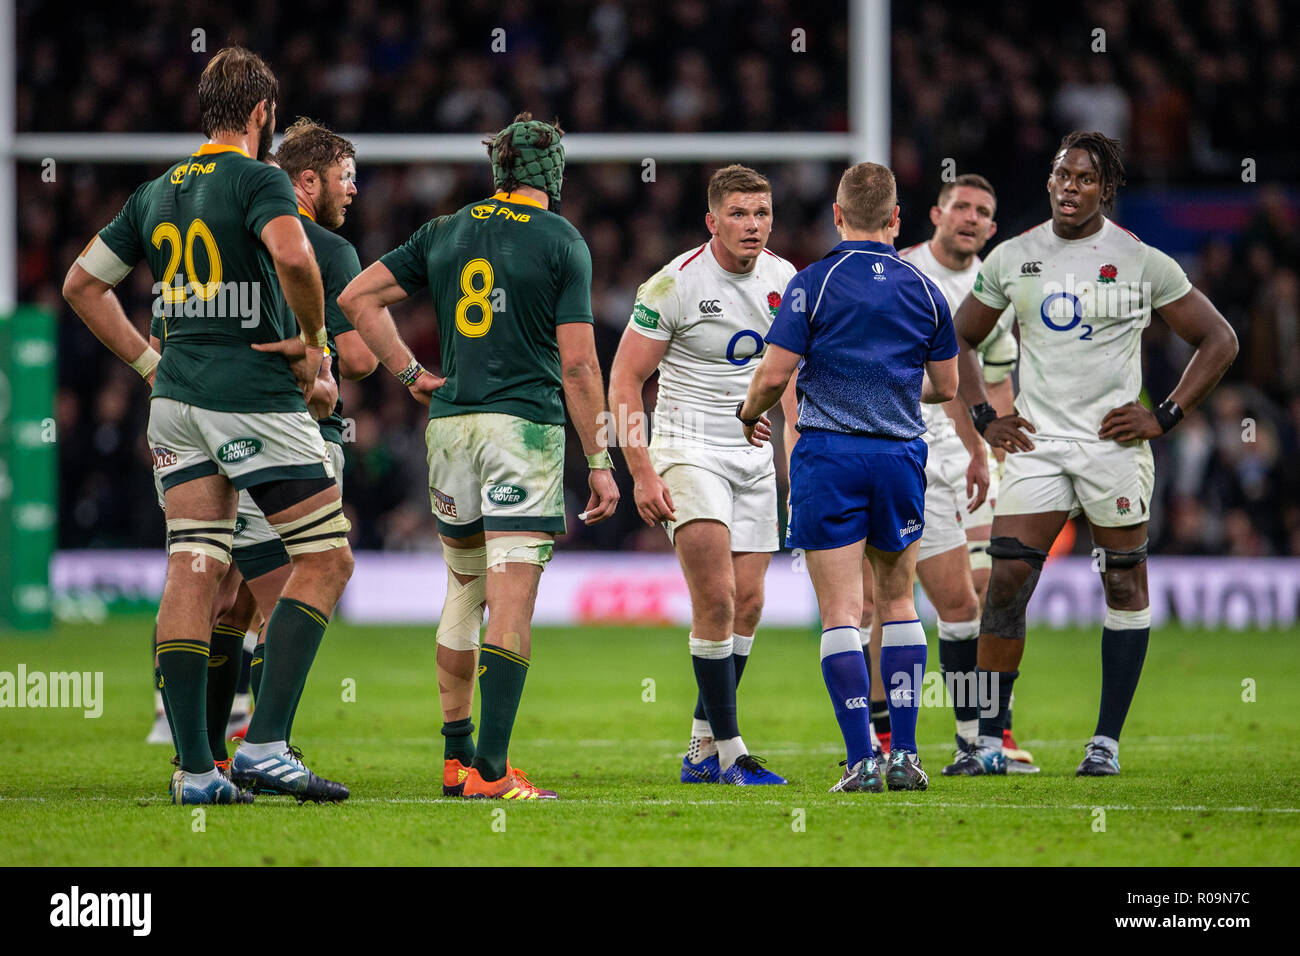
[341,113,618,799]
[64,47,353,804]
[146,121,377,777]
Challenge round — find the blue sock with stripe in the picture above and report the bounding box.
[881,619,927,754]
[820,626,873,767]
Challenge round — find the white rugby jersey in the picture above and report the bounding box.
[900,240,1016,445]
[629,242,797,447]
[972,218,1191,442]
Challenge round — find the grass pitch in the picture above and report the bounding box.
[1,616,1297,866]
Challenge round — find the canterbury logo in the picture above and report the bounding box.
[1021,261,1042,275]
[699,299,722,314]
[844,696,868,709]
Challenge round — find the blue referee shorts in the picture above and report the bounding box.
[785,430,928,553]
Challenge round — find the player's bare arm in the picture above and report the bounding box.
[739,343,800,447]
[338,260,444,404]
[940,387,990,511]
[62,259,156,385]
[261,213,326,395]
[332,329,380,380]
[607,326,675,526]
[306,352,338,420]
[779,370,800,465]
[955,293,1034,452]
[1098,288,1239,443]
[921,355,958,404]
[558,321,619,524]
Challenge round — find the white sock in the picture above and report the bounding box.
[732,633,754,657]
[186,768,219,786]
[243,629,258,652]
[153,690,165,715]
[869,724,882,752]
[957,720,978,744]
[230,692,251,715]
[237,739,287,760]
[717,736,747,771]
[688,718,716,762]
[977,734,1003,753]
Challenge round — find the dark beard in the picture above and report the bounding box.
[256,115,274,161]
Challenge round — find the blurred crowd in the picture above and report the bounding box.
[15,0,1300,556]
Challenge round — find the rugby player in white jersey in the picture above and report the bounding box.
[609,165,796,785]
[952,132,1237,775]
[857,174,1038,772]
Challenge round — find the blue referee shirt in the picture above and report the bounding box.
[766,239,958,440]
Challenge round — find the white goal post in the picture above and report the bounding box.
[0,0,889,310]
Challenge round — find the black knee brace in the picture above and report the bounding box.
[1098,540,1149,570]
[986,536,1049,571]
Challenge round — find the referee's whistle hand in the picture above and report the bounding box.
[743,414,772,448]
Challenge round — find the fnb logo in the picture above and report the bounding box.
[1021,261,1043,275]
[699,299,722,314]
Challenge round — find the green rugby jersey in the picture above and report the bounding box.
[300,208,363,446]
[97,143,305,413]
[380,191,593,425]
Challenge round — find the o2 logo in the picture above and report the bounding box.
[726,329,765,366]
[1040,292,1093,341]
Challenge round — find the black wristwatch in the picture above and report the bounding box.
[736,401,761,427]
[970,402,998,435]
[1153,398,1183,433]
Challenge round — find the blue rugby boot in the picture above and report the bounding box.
[231,744,349,803]
[170,769,253,805]
[721,754,788,785]
[1076,739,1121,776]
[680,753,721,783]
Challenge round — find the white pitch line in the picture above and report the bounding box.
[3,795,1297,813]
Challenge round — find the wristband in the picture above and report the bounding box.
[735,401,761,427]
[396,357,426,387]
[970,402,997,434]
[130,345,160,380]
[1153,398,1183,434]
[299,326,327,348]
[586,450,613,470]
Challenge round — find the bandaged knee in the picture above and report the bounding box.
[167,517,235,565]
[438,543,487,651]
[271,501,351,555]
[486,535,554,569]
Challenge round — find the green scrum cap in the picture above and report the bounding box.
[490,117,565,207]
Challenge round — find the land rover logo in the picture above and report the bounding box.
[486,483,527,505]
[217,438,263,464]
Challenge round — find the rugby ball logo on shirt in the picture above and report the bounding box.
[486,483,528,506]
[216,438,263,464]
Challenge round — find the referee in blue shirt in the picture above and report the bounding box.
[738,162,959,794]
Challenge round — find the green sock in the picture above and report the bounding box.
[245,598,327,745]
[156,638,213,773]
[442,718,476,764]
[154,665,177,751]
[285,686,304,744]
[250,642,265,701]
[206,625,244,760]
[471,646,530,782]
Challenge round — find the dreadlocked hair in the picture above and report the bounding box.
[1055,131,1126,211]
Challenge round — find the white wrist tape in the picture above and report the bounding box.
[130,346,161,380]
